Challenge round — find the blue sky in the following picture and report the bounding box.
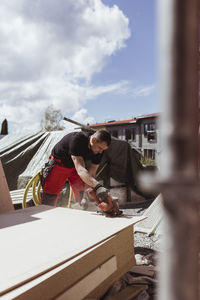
[84,0,159,123]
[0,0,159,133]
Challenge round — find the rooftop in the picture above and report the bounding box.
[89,112,160,128]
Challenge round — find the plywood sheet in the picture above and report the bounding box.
[0,160,14,213]
[57,256,117,300]
[1,226,134,300]
[0,206,145,295]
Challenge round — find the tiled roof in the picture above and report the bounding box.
[136,112,160,119]
[90,118,136,127]
[89,112,160,128]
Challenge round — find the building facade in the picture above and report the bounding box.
[90,113,161,162]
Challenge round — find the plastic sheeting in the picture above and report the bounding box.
[0,130,69,189]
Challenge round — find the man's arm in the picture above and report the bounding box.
[71,155,99,188]
[88,163,99,178]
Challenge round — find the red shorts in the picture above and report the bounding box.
[43,164,85,205]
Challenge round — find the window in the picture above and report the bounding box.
[125,128,136,141]
[150,149,156,160]
[144,123,156,136]
[125,129,131,140]
[148,132,156,142]
[110,130,118,138]
[132,128,136,141]
[144,123,156,142]
[112,130,118,138]
[144,149,156,160]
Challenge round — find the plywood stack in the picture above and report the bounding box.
[0,206,145,300]
[0,160,146,299]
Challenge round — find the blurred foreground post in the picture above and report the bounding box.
[157,0,200,299]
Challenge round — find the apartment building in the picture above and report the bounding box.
[90,113,161,161]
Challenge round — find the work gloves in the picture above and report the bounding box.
[94,184,109,202]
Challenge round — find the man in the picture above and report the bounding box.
[41,130,111,207]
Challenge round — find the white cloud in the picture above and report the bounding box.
[0,0,131,133]
[60,108,95,132]
[132,85,155,98]
[72,108,95,125]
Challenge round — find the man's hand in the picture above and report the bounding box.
[94,184,109,202]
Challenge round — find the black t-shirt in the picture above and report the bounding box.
[51,131,103,168]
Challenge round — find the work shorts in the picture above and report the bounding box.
[41,160,85,206]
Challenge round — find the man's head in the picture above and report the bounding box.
[89,130,111,154]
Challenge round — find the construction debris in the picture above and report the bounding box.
[134,194,163,236]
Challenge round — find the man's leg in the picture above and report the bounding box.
[42,164,71,206]
[42,192,58,206]
[68,169,85,204]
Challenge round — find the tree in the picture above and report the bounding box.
[41,105,64,131]
[1,119,8,135]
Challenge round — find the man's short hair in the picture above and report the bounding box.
[93,130,111,146]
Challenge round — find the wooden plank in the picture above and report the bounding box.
[0,206,145,297]
[10,189,32,196]
[0,160,14,213]
[57,256,117,300]
[1,228,134,300]
[86,226,135,300]
[10,189,32,205]
[9,189,26,195]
